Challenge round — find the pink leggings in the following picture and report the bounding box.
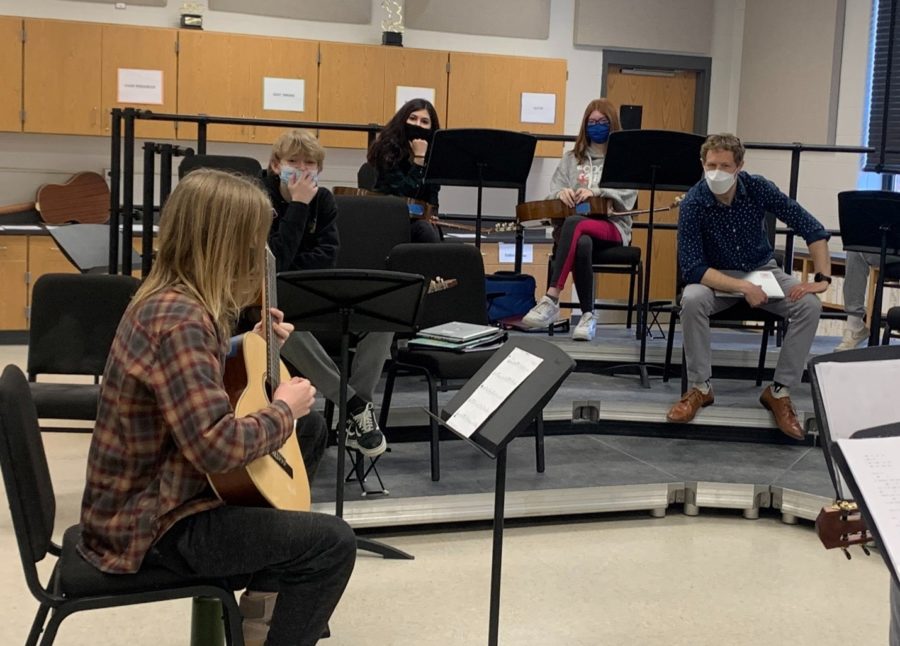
[551,216,622,291]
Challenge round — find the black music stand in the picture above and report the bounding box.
[837,190,900,346]
[425,129,536,248]
[277,269,428,560]
[46,223,143,274]
[600,130,705,388]
[426,337,575,646]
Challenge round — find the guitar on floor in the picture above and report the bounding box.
[214,246,311,512]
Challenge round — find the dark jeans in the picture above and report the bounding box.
[411,218,441,243]
[147,411,353,646]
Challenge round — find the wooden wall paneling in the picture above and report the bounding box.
[101,24,178,140]
[247,36,319,145]
[446,52,511,129]
[0,236,28,330]
[382,47,449,126]
[508,56,566,158]
[23,19,102,135]
[318,42,384,149]
[0,17,23,133]
[177,30,251,143]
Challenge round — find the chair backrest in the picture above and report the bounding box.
[357,162,378,190]
[387,243,489,328]
[333,195,411,269]
[27,273,140,379]
[178,154,263,179]
[0,364,56,583]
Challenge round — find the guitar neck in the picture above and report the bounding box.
[263,246,280,391]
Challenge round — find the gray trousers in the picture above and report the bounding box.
[280,330,392,405]
[843,251,900,319]
[680,261,822,388]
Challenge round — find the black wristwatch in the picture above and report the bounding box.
[814,272,832,284]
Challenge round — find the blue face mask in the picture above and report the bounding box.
[586,122,611,144]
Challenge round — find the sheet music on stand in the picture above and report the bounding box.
[835,437,900,584]
[816,359,900,495]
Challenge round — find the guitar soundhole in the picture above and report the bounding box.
[269,450,294,478]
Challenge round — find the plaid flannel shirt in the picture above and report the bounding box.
[78,289,293,574]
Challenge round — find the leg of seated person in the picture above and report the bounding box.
[838,251,874,350]
[347,331,393,403]
[147,506,357,646]
[296,411,327,481]
[410,218,441,243]
[756,265,822,439]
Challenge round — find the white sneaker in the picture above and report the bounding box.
[521,295,560,329]
[835,326,869,351]
[572,311,596,341]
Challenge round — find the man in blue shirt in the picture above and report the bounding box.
[666,134,832,439]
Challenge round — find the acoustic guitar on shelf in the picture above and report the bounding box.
[815,499,872,559]
[332,186,516,235]
[213,246,311,512]
[35,171,110,225]
[515,194,684,224]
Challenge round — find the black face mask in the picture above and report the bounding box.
[404,123,433,143]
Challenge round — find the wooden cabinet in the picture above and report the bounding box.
[179,30,319,145]
[0,237,28,330]
[382,47,449,126]
[23,19,102,135]
[318,42,385,149]
[0,17,22,133]
[101,24,178,140]
[447,52,566,157]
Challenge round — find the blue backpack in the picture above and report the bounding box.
[485,271,537,322]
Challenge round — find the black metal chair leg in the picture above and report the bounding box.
[534,412,545,473]
[756,322,771,387]
[426,373,441,482]
[323,399,334,430]
[680,347,688,395]
[626,266,636,329]
[26,604,50,646]
[635,262,645,340]
[663,308,678,383]
[884,324,892,345]
[378,365,397,430]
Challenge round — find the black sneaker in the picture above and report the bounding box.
[345,402,387,457]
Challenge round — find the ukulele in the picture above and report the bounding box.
[213,247,311,512]
[332,186,516,235]
[35,172,110,225]
[515,194,684,224]
[815,500,872,559]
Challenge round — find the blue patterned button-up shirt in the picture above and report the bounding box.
[677,171,830,284]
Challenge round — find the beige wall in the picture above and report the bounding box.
[0,0,873,230]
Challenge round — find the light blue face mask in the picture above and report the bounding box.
[279,166,317,185]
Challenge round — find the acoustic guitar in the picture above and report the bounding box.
[815,499,872,559]
[213,247,311,512]
[35,172,110,225]
[515,194,684,224]
[332,186,515,235]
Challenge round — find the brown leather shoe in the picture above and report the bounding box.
[666,387,715,423]
[759,386,805,440]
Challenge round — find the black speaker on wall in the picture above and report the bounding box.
[620,105,643,130]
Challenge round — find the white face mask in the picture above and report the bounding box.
[705,169,736,195]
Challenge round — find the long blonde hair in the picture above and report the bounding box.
[133,169,271,335]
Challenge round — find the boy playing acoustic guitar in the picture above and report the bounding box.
[78,169,356,646]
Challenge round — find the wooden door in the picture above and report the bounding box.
[178,30,252,143]
[605,65,698,302]
[318,42,385,149]
[246,36,319,145]
[382,47,449,126]
[23,19,102,135]
[101,24,178,140]
[0,17,22,133]
[0,236,28,330]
